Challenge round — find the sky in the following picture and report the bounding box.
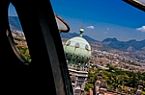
[9,0,145,41]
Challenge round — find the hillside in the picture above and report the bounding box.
[102,38,145,51]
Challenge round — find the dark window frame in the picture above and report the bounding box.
[0,0,73,95]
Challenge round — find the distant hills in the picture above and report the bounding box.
[61,32,145,51]
[60,32,97,42]
[9,16,97,42]
[102,38,145,51]
[9,16,145,51]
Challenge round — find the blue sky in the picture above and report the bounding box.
[9,0,145,41]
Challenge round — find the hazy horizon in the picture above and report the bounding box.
[9,0,145,41]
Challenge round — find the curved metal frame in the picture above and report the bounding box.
[0,0,73,94]
[56,16,70,32]
[123,0,145,11]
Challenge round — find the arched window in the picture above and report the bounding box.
[66,41,71,46]
[85,44,89,51]
[75,43,80,48]
[8,3,31,64]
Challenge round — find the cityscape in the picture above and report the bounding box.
[8,0,145,94]
[11,28,145,95]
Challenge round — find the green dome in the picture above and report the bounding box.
[64,36,91,64]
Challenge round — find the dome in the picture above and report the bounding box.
[63,29,91,64]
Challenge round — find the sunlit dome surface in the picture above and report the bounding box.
[64,29,91,64]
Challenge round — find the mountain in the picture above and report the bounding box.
[60,32,78,39]
[102,38,145,51]
[10,15,145,51]
[8,16,97,42]
[60,32,97,42]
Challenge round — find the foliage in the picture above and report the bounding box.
[17,47,31,63]
[84,83,93,91]
[85,65,145,94]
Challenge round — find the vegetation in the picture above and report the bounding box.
[17,46,31,63]
[85,65,145,94]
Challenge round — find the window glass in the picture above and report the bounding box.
[51,0,145,95]
[8,3,31,64]
[75,43,80,48]
[8,1,145,94]
[85,45,89,51]
[66,41,71,46]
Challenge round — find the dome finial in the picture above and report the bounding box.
[80,28,84,37]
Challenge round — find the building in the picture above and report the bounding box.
[63,28,92,95]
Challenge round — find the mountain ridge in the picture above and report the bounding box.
[102,37,145,51]
[9,16,145,51]
[60,32,98,42]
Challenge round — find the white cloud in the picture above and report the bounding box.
[136,26,145,32]
[87,26,95,29]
